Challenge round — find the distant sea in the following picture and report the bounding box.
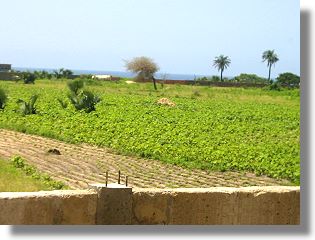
[13,67,213,81]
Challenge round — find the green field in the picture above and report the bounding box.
[0,79,300,184]
[0,158,51,192]
[0,156,67,191]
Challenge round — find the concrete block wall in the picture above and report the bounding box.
[0,190,97,224]
[0,186,300,225]
[132,186,300,225]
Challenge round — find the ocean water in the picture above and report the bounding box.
[13,67,210,81]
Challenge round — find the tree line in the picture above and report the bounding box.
[125,49,299,89]
[5,49,299,89]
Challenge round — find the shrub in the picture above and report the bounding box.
[33,70,53,79]
[276,72,300,88]
[53,68,73,79]
[211,76,220,82]
[21,72,36,84]
[66,79,100,113]
[269,82,281,91]
[67,79,84,95]
[71,90,101,113]
[196,76,209,81]
[16,95,38,115]
[234,73,268,84]
[0,88,7,109]
[67,81,101,113]
[11,156,25,168]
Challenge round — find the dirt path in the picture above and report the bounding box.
[0,129,291,189]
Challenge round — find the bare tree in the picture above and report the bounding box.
[125,56,160,90]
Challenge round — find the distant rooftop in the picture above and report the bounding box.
[0,64,11,72]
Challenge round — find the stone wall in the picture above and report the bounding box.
[0,186,300,225]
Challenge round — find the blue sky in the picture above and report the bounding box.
[0,0,300,77]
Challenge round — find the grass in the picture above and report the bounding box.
[0,156,67,192]
[0,158,50,192]
[0,79,300,184]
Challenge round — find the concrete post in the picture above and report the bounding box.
[89,183,132,225]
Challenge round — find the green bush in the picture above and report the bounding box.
[21,72,36,84]
[269,82,281,91]
[53,68,73,79]
[11,156,25,168]
[33,70,53,79]
[276,72,300,88]
[68,90,101,113]
[0,88,7,109]
[16,95,38,115]
[66,79,100,113]
[211,76,220,82]
[67,79,84,95]
[234,73,268,84]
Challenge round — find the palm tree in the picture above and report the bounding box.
[213,55,231,82]
[262,50,279,81]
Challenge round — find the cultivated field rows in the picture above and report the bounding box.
[0,129,291,189]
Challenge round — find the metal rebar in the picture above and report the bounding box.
[118,170,121,184]
[125,176,128,187]
[105,171,108,187]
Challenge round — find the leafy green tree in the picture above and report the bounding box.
[262,50,279,81]
[125,56,160,90]
[213,55,231,82]
[276,72,300,88]
[0,89,7,109]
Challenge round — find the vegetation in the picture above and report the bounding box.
[195,76,221,82]
[33,70,53,79]
[262,50,279,81]
[21,72,36,84]
[66,79,101,113]
[16,95,38,115]
[213,55,231,82]
[0,80,300,184]
[10,156,66,190]
[276,72,300,88]
[0,88,7,109]
[268,82,281,91]
[234,74,268,84]
[0,157,66,191]
[53,68,73,79]
[125,56,160,90]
